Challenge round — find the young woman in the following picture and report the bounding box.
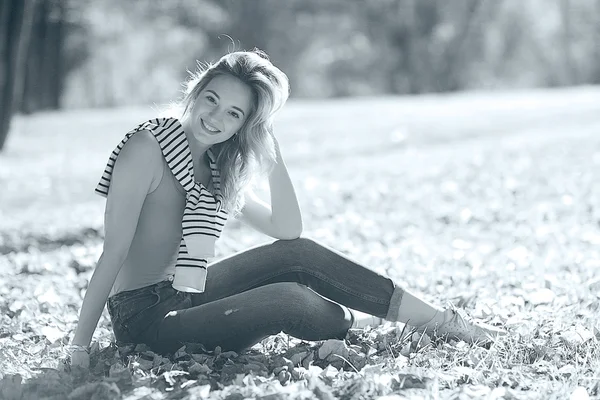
[70,50,504,368]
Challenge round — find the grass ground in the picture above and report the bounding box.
[1,87,600,399]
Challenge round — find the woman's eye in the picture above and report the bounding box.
[206,96,216,103]
[229,111,240,119]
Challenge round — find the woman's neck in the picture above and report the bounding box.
[181,116,211,165]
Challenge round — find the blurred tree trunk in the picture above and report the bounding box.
[393,0,419,94]
[21,0,66,113]
[361,0,419,94]
[594,0,600,83]
[222,0,269,51]
[436,0,487,91]
[560,0,575,85]
[0,0,36,151]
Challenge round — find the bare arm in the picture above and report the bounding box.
[72,131,163,347]
[238,138,303,240]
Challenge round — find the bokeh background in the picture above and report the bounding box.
[3,0,600,124]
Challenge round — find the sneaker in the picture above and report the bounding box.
[426,305,506,344]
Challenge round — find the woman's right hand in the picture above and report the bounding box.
[69,349,90,369]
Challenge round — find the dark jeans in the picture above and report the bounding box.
[106,237,400,354]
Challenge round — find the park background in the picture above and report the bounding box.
[2,0,600,121]
[1,1,600,399]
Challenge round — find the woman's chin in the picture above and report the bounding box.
[193,131,218,145]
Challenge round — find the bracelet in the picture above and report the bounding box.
[68,344,90,354]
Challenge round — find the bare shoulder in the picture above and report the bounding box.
[111,129,164,191]
[121,130,162,161]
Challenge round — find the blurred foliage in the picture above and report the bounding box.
[36,0,600,107]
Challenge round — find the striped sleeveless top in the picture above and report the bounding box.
[95,117,228,291]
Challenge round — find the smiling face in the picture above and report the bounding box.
[186,74,253,146]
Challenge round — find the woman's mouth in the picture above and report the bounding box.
[201,119,221,134]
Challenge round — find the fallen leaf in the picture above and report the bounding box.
[321,365,338,379]
[186,384,211,398]
[558,364,577,376]
[162,370,188,386]
[40,325,65,344]
[37,286,61,305]
[570,386,590,400]
[527,288,555,305]
[318,339,349,360]
[68,381,120,400]
[561,326,595,347]
[107,363,131,386]
[289,351,307,366]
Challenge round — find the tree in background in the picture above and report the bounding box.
[0,0,37,151]
[0,0,77,150]
[595,0,600,83]
[21,0,69,113]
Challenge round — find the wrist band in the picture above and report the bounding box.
[68,344,90,354]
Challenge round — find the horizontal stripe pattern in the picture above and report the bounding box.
[95,118,228,278]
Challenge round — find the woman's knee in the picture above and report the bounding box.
[272,236,319,253]
[274,282,352,338]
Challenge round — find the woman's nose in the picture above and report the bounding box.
[208,107,222,119]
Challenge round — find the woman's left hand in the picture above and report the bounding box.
[69,348,90,369]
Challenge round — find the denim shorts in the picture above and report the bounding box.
[107,278,191,346]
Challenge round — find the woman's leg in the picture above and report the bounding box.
[190,237,504,342]
[155,282,353,353]
[196,237,446,325]
[191,237,397,319]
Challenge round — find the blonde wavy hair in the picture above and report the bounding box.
[173,50,290,214]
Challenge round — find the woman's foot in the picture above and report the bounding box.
[421,305,506,344]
